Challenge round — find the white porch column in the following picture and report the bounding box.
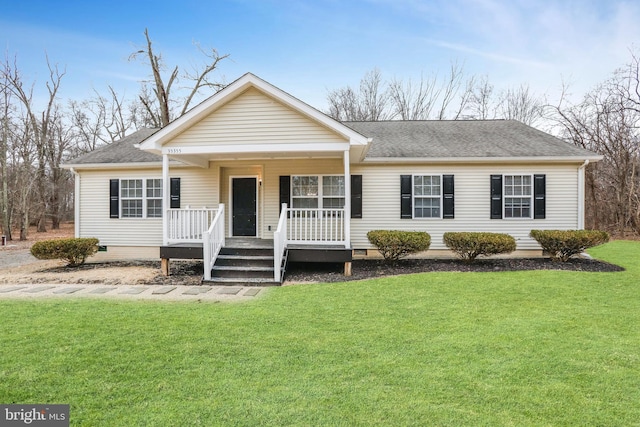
[343,149,351,247]
[162,154,169,246]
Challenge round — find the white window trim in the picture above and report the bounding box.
[290,175,346,209]
[412,174,443,219]
[502,173,533,220]
[119,178,163,219]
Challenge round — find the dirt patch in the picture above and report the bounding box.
[0,255,202,286]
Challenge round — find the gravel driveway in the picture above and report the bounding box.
[0,248,37,268]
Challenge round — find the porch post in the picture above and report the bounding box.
[343,149,351,248]
[162,154,169,246]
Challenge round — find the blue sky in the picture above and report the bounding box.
[1,0,639,111]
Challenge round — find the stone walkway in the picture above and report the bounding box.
[0,283,266,301]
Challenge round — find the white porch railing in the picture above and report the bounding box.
[273,205,347,282]
[287,208,346,244]
[167,207,219,243]
[203,204,225,281]
[273,204,288,282]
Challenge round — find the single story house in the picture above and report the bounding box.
[63,73,602,285]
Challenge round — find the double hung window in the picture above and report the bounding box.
[120,179,163,218]
[291,175,345,209]
[413,175,441,218]
[504,175,532,219]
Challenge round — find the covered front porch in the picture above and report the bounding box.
[160,204,353,285]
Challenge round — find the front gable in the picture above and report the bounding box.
[138,73,369,164]
[166,87,346,147]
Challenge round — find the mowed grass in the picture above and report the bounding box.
[1,241,639,426]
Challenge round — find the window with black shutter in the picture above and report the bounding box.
[491,174,546,219]
[401,174,454,219]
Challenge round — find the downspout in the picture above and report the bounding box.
[70,168,80,238]
[578,160,589,230]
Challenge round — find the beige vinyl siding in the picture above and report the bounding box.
[78,167,220,246]
[167,88,345,147]
[351,163,581,251]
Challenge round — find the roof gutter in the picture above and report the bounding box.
[362,155,604,164]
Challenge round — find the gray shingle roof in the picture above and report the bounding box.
[65,120,598,167]
[344,120,597,159]
[65,128,161,165]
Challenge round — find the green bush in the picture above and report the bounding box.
[443,232,516,263]
[529,229,610,262]
[30,237,99,266]
[367,230,431,263]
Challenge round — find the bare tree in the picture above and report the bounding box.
[388,73,440,120]
[550,58,640,235]
[496,83,544,126]
[0,58,11,240]
[69,86,137,155]
[437,60,468,120]
[326,68,393,121]
[8,113,37,240]
[327,63,477,121]
[129,28,229,127]
[464,75,496,120]
[1,54,66,234]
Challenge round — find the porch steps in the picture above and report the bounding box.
[206,244,284,286]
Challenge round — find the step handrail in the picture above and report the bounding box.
[203,203,225,281]
[273,203,288,282]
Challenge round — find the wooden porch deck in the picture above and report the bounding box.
[161,238,352,260]
[160,238,353,280]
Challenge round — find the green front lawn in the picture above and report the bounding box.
[1,241,639,426]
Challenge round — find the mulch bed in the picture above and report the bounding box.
[40,257,624,286]
[283,257,624,283]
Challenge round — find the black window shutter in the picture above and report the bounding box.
[490,175,503,219]
[170,177,181,209]
[400,175,412,219]
[109,179,119,218]
[534,174,546,219]
[442,175,455,219]
[279,176,290,213]
[351,175,362,219]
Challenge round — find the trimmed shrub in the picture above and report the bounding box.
[529,229,610,262]
[443,232,516,263]
[30,238,99,267]
[367,230,431,263]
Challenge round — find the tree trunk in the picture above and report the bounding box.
[19,210,27,241]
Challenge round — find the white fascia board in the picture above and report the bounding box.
[138,73,369,152]
[161,142,350,155]
[362,155,604,164]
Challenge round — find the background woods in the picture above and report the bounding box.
[0,30,228,241]
[1,31,639,241]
